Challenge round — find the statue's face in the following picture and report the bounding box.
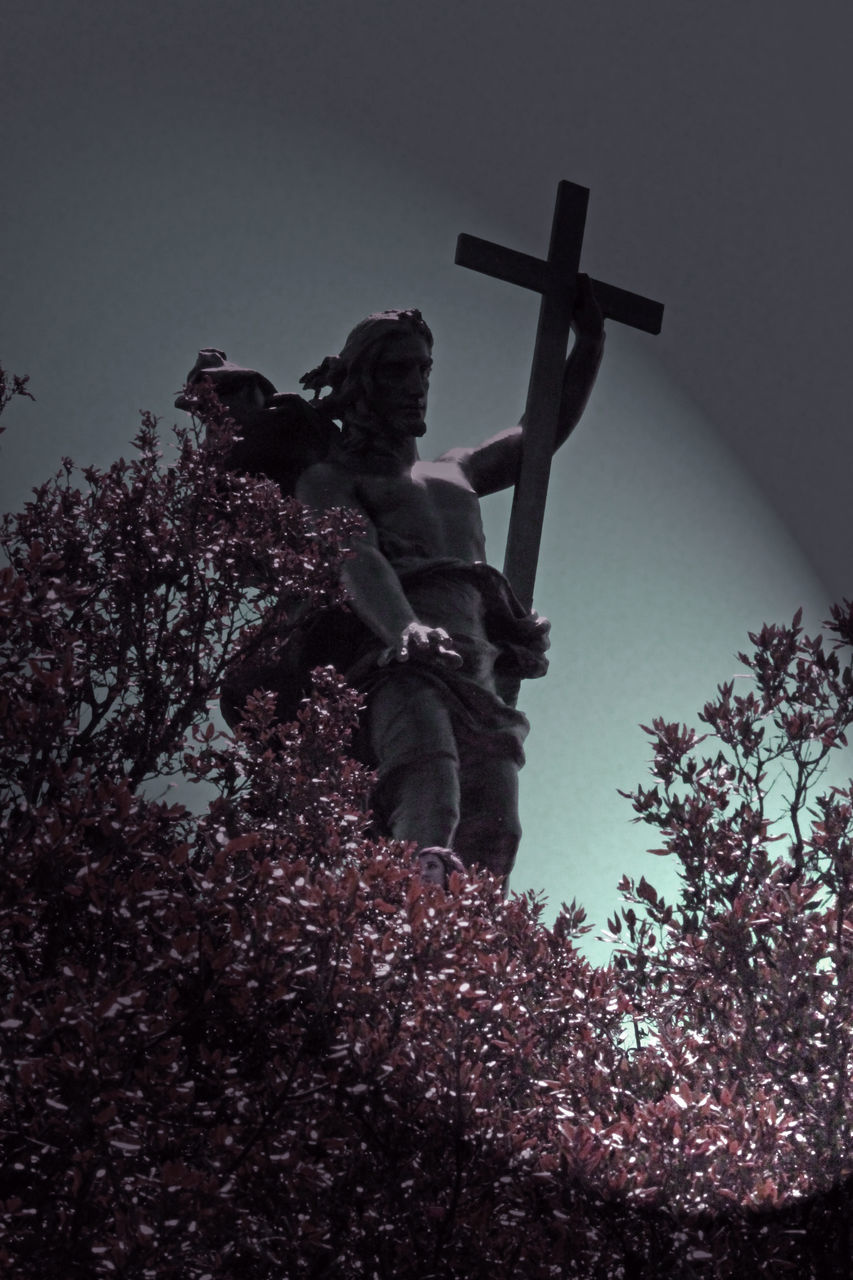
[368,331,433,437]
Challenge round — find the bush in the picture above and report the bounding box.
[2,367,853,1276]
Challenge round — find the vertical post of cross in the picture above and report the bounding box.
[455,180,664,702]
[504,181,588,608]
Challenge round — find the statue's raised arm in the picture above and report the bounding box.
[441,273,605,498]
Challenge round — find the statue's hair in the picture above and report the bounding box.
[299,309,433,422]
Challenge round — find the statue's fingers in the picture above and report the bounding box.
[438,645,464,669]
[431,627,455,649]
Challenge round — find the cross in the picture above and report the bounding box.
[455,180,664,623]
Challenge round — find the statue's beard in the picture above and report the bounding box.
[340,413,426,464]
[345,401,427,440]
[372,399,427,438]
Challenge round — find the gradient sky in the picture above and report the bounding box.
[2,0,851,959]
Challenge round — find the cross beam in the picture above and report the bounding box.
[455,179,664,618]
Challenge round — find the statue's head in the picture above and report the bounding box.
[300,309,434,437]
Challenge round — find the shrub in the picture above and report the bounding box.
[2,367,853,1276]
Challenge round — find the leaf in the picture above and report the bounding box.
[222,833,260,854]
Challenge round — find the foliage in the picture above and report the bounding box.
[614,605,853,1205]
[2,366,853,1276]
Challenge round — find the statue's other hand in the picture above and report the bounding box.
[378,622,463,669]
[571,272,605,342]
[531,610,552,652]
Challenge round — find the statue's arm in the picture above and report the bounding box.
[295,464,461,667]
[447,274,605,497]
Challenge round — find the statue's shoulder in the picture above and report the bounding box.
[295,452,361,508]
[432,444,473,466]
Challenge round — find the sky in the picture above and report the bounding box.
[2,0,852,957]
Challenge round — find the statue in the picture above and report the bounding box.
[178,289,601,887]
[178,180,664,888]
[294,292,605,888]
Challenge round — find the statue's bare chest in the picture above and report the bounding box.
[354,459,484,560]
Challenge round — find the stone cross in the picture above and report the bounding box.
[455,179,664,615]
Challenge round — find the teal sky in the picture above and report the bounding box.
[2,1,851,961]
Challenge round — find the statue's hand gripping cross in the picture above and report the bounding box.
[456,180,664,630]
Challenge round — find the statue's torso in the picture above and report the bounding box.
[346,455,497,689]
[353,456,488,567]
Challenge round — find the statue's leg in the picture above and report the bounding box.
[377,755,461,849]
[367,672,461,850]
[453,753,521,881]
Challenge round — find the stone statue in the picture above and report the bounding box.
[293,292,604,887]
[178,284,604,887]
[178,181,664,888]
